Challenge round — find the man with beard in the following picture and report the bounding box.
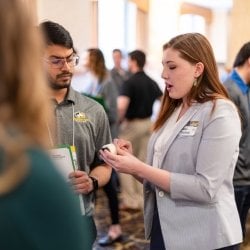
[39,21,112,247]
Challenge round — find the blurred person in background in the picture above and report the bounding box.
[110,48,131,94]
[0,1,91,249]
[223,41,250,245]
[72,48,123,246]
[72,48,118,138]
[97,48,132,246]
[118,49,162,210]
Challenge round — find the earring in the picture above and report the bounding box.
[193,79,198,87]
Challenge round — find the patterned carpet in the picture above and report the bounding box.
[93,189,149,250]
[241,220,250,250]
[92,190,250,250]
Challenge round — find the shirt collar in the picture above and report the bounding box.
[229,69,249,94]
[51,87,75,105]
[65,87,76,104]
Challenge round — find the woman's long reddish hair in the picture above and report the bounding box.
[154,33,229,131]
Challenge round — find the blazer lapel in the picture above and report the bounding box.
[158,103,202,167]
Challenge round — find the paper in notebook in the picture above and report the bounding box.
[49,145,75,181]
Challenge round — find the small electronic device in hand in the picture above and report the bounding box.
[101,143,117,155]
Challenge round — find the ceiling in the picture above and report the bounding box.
[184,0,233,10]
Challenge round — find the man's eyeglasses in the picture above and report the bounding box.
[44,55,79,69]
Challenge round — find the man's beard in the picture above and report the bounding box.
[48,72,73,90]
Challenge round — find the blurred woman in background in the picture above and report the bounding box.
[72,48,123,246]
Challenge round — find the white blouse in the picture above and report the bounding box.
[153,105,182,168]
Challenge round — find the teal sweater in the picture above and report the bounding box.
[0,148,92,250]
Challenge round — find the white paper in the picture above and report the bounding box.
[49,146,86,215]
[49,147,75,181]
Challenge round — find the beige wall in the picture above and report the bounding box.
[146,0,181,88]
[36,0,94,55]
[227,0,250,68]
[35,0,248,77]
[210,9,229,63]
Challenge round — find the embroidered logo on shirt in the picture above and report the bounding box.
[179,120,199,136]
[73,111,89,122]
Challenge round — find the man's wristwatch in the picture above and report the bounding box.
[89,176,99,192]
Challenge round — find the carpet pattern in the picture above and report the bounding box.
[93,190,250,250]
[93,189,149,250]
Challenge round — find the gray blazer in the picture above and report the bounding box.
[144,99,242,250]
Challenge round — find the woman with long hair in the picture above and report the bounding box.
[100,33,242,250]
[0,1,90,249]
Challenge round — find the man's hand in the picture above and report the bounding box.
[69,170,94,194]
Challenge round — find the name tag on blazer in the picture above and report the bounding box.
[179,121,199,137]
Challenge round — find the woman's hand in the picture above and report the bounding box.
[113,138,133,154]
[99,144,143,176]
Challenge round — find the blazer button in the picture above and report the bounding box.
[159,191,164,197]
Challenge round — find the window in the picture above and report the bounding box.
[179,14,206,34]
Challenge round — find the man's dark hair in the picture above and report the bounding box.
[39,20,74,49]
[112,48,122,54]
[129,50,146,69]
[233,41,250,67]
